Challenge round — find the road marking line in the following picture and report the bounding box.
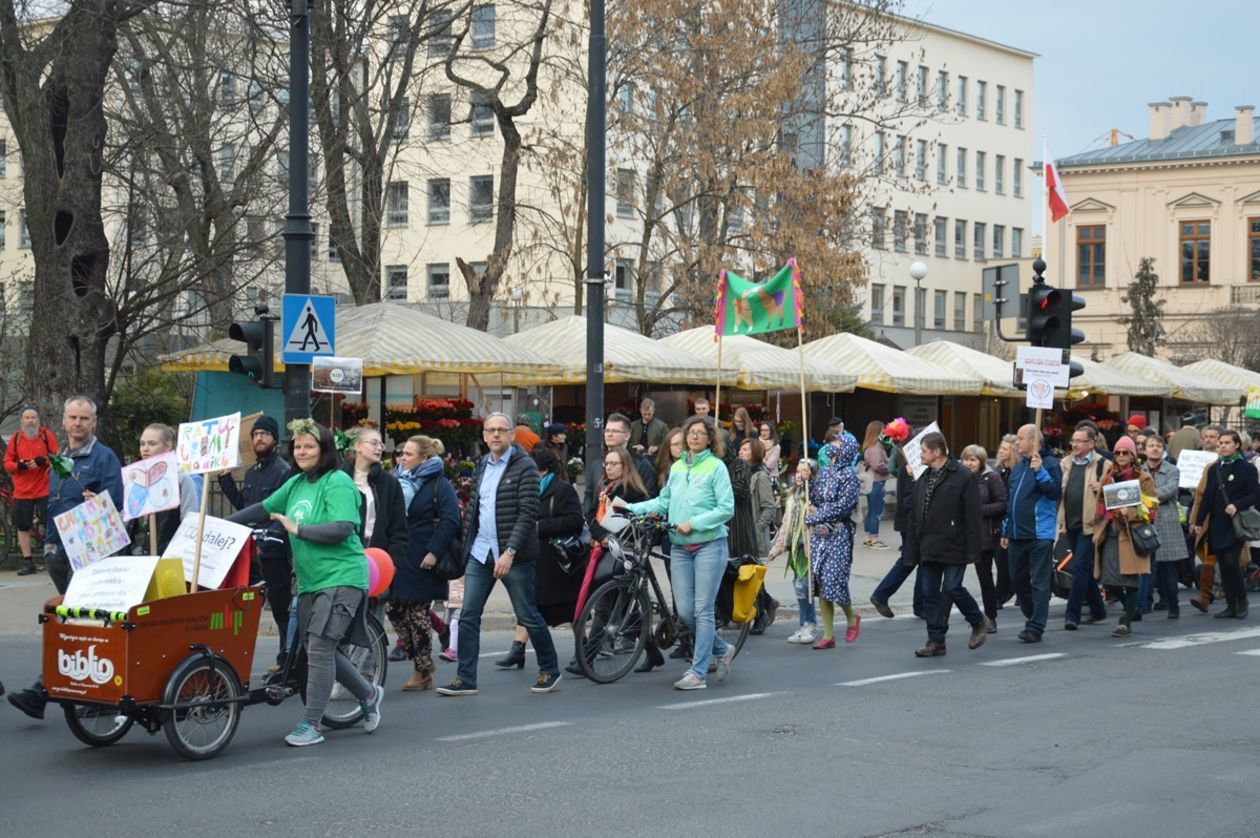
[1235,649,1260,657]
[656,692,780,711]
[436,722,570,742]
[980,653,1067,667]
[836,670,951,687]
[1141,627,1260,650]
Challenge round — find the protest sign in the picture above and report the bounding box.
[177,412,241,475]
[121,450,181,521]
[1177,449,1218,490]
[63,555,161,614]
[163,514,252,590]
[237,412,263,467]
[312,356,364,394]
[1103,479,1142,510]
[55,493,132,572]
[902,421,941,479]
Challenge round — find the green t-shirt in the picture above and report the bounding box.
[263,469,367,594]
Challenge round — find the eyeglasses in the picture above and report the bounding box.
[484,427,512,435]
[360,439,385,448]
[606,427,629,435]
[686,430,709,438]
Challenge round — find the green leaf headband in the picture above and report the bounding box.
[287,417,321,440]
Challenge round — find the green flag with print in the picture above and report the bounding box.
[714,260,800,337]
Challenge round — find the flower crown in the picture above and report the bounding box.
[287,417,322,439]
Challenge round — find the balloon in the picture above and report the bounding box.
[365,547,395,597]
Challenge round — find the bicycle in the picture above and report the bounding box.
[572,515,756,684]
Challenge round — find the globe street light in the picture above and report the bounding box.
[910,260,928,346]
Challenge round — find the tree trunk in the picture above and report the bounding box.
[462,118,523,331]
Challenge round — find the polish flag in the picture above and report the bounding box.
[1045,157,1070,222]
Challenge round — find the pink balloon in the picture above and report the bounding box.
[365,547,395,597]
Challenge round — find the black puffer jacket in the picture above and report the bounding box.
[463,444,540,563]
[341,462,409,572]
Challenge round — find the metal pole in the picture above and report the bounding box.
[584,0,606,482]
[284,0,314,426]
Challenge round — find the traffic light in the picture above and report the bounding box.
[228,314,275,388]
[1045,289,1086,351]
[1025,279,1061,345]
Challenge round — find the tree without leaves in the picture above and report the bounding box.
[1182,308,1260,371]
[1119,256,1165,356]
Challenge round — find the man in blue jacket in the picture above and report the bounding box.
[1000,423,1061,643]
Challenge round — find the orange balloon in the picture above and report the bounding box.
[365,547,395,597]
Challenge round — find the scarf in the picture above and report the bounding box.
[920,464,946,525]
[395,455,444,508]
[539,472,556,496]
[783,484,811,580]
[1221,451,1245,465]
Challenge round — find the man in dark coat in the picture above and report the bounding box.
[903,432,989,657]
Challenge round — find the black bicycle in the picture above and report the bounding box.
[572,516,756,684]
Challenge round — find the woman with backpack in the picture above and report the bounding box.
[392,434,461,690]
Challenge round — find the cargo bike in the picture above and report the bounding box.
[41,584,387,760]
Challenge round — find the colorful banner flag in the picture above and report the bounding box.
[714,259,801,338]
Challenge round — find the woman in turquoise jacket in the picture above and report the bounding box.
[626,415,735,691]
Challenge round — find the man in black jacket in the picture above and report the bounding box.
[218,415,292,655]
[437,412,560,696]
[903,432,989,657]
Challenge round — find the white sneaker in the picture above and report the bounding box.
[787,626,810,643]
[797,625,818,644]
[673,672,706,690]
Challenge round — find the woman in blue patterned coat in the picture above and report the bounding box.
[806,433,861,649]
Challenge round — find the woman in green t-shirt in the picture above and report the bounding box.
[229,420,384,747]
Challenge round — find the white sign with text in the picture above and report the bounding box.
[1177,450,1219,490]
[163,515,252,589]
[63,555,161,614]
[902,421,941,480]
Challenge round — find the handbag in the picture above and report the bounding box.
[427,477,467,581]
[1127,520,1161,557]
[857,461,874,496]
[544,492,592,576]
[1216,464,1260,543]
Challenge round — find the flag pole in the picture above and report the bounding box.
[1041,136,1048,258]
[714,335,723,427]
[789,258,813,605]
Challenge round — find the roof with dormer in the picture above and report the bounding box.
[1057,117,1260,168]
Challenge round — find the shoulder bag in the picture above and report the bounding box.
[427,477,467,581]
[1217,464,1260,543]
[1126,519,1160,557]
[545,492,592,576]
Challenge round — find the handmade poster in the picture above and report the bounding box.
[1177,450,1219,490]
[312,356,364,395]
[63,555,161,614]
[237,412,264,467]
[902,421,941,479]
[163,514,252,589]
[177,412,241,474]
[1024,376,1055,410]
[54,493,132,572]
[121,450,180,521]
[1103,479,1142,510]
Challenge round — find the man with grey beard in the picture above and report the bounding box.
[3,405,58,575]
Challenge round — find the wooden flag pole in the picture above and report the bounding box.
[714,334,723,426]
[797,323,814,604]
[148,512,158,556]
[189,479,211,593]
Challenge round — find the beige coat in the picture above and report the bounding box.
[1057,453,1112,535]
[1092,470,1155,578]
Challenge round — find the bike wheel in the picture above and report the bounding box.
[63,703,134,747]
[574,579,649,684]
[162,656,243,761]
[718,619,752,662]
[321,614,387,729]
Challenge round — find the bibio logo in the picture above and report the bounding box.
[57,645,116,685]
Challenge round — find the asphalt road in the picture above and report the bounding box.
[3,603,1258,838]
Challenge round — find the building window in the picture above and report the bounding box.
[992,224,1005,258]
[616,168,636,218]
[976,80,987,120]
[936,70,948,111]
[385,265,408,301]
[219,144,235,183]
[996,85,1006,124]
[870,283,885,325]
[0,139,7,178]
[613,260,634,300]
[892,285,905,326]
[913,213,927,255]
[994,154,1005,194]
[933,290,946,329]
[1013,158,1023,198]
[916,65,928,107]
[975,150,985,191]
[471,4,496,50]
[1077,224,1106,288]
[19,280,32,313]
[1179,220,1210,283]
[895,60,907,102]
[871,208,886,249]
[956,75,968,116]
[839,48,852,90]
[427,94,450,140]
[470,175,494,222]
[973,222,986,260]
[839,124,853,167]
[874,131,885,174]
[1014,89,1024,129]
[956,147,967,187]
[937,143,947,185]
[427,178,450,224]
[915,139,927,181]
[220,71,236,105]
[1013,227,1024,258]
[874,55,886,97]
[386,181,408,226]
[426,263,450,299]
[973,293,982,333]
[953,291,966,331]
[390,96,410,140]
[470,93,494,136]
[1250,218,1260,281]
[933,216,947,257]
[429,9,454,55]
[895,135,906,177]
[328,232,340,262]
[954,219,966,259]
[893,210,908,252]
[0,210,6,250]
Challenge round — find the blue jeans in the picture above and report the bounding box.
[1063,528,1106,624]
[672,538,730,680]
[456,553,559,686]
[1007,539,1053,635]
[872,553,928,616]
[920,562,984,643]
[792,576,817,625]
[864,482,886,537]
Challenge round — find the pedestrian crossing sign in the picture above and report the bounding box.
[281,294,336,363]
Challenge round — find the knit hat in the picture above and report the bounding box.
[253,415,280,439]
[543,422,567,437]
[1126,414,1147,430]
[1113,435,1137,456]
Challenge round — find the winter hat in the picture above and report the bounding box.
[1112,435,1138,457]
[253,415,280,439]
[543,422,567,437]
[1126,414,1147,430]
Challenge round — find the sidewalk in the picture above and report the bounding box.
[0,530,921,637]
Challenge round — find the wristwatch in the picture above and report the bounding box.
[506,547,517,557]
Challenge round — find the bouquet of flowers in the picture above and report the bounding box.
[567,457,585,479]
[878,417,910,451]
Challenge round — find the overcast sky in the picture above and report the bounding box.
[906,0,1260,159]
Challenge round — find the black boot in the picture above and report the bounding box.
[668,642,691,660]
[564,657,585,677]
[7,686,45,720]
[634,645,665,673]
[16,558,36,576]
[495,640,527,669]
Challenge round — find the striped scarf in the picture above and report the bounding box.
[920,464,946,525]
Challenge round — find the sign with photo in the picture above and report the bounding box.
[312,356,364,395]
[1103,479,1142,510]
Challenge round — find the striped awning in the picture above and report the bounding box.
[160,302,563,383]
[801,332,982,395]
[658,327,856,392]
[1071,358,1175,399]
[504,315,738,386]
[1180,358,1260,393]
[1103,352,1240,405]
[905,340,1021,397]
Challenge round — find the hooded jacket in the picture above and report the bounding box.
[626,447,733,546]
[1002,444,1062,541]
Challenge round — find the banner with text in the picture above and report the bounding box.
[55,493,132,572]
[163,515,253,590]
[177,413,241,475]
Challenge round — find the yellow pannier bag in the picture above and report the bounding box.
[731,563,767,623]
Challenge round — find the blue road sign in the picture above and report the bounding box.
[281,294,336,363]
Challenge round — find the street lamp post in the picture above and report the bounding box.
[910,260,927,346]
[283,0,314,426]
[584,0,606,482]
